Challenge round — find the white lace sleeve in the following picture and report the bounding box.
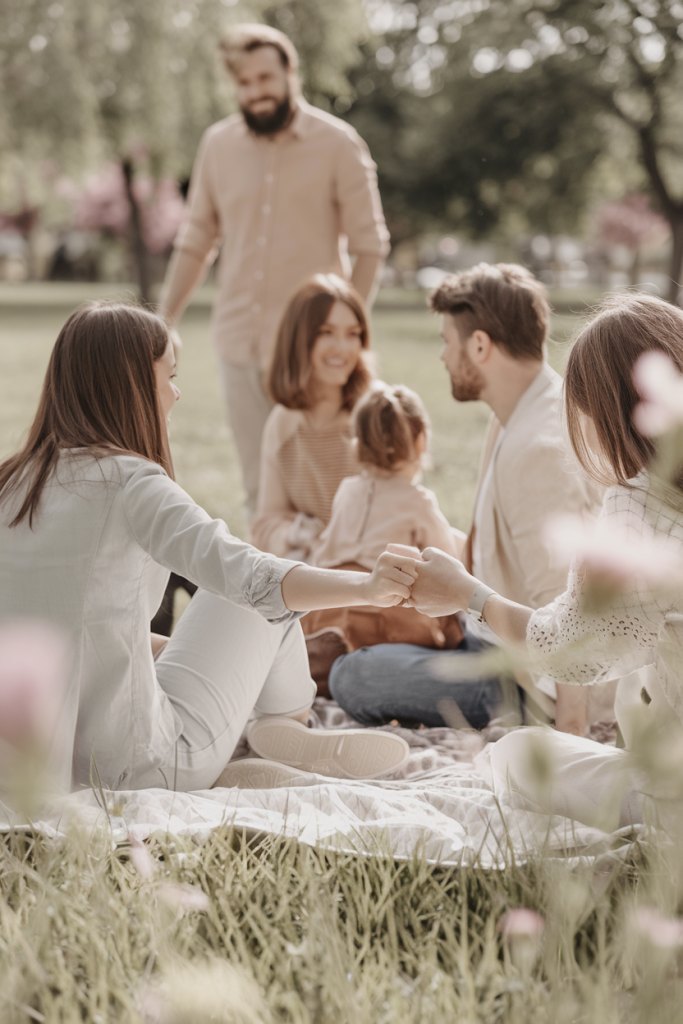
[526,483,675,685]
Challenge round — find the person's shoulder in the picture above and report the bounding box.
[262,404,306,447]
[114,455,168,486]
[502,366,566,452]
[201,114,246,147]
[298,102,361,144]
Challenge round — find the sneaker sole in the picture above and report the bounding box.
[247,717,409,780]
[213,758,317,790]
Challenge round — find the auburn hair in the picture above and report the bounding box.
[430,263,550,360]
[565,293,683,487]
[354,383,429,472]
[0,301,173,527]
[268,274,372,411]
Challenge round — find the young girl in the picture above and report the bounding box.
[251,274,372,562]
[303,384,463,684]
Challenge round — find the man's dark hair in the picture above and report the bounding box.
[429,263,550,360]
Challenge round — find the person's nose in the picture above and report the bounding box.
[173,384,181,402]
[439,343,446,363]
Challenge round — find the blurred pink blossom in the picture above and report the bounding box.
[0,619,69,748]
[60,163,185,253]
[128,834,156,880]
[543,513,683,587]
[158,882,210,913]
[597,194,669,252]
[634,906,683,948]
[497,908,545,939]
[633,351,683,437]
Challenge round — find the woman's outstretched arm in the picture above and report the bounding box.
[281,551,419,612]
[400,545,533,645]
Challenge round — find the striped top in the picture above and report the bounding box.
[251,405,358,559]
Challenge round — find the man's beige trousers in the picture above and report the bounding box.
[218,360,274,520]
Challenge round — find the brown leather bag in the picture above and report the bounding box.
[301,563,463,651]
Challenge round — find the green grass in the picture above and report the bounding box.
[0,824,667,1024]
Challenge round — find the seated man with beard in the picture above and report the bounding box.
[329,264,606,735]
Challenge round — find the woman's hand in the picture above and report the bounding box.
[400,546,478,617]
[362,551,421,607]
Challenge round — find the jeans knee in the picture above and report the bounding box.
[329,650,378,725]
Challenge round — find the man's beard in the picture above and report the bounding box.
[241,93,293,136]
[450,352,485,402]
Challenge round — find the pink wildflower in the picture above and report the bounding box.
[497,908,545,939]
[128,835,156,880]
[634,906,683,948]
[633,351,683,437]
[158,882,210,913]
[0,619,69,748]
[543,513,683,588]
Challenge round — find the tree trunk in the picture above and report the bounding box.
[629,246,641,289]
[121,159,152,305]
[668,216,683,306]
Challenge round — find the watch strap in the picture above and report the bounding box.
[467,583,496,623]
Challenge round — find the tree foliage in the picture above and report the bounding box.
[345,0,683,298]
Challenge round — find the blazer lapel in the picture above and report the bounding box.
[463,414,501,572]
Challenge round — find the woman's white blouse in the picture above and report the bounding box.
[0,454,300,792]
[527,474,683,687]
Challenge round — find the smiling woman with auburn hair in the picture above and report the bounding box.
[251,273,373,562]
[0,300,418,793]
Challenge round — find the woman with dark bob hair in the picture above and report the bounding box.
[0,302,416,792]
[251,273,372,562]
[403,293,683,832]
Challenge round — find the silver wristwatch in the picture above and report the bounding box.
[467,583,496,624]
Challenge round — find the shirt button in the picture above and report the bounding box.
[257,236,266,246]
[252,303,261,313]
[265,173,274,183]
[254,270,264,280]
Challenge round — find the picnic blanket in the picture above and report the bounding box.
[0,700,630,868]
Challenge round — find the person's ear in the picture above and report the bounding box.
[414,431,427,457]
[469,329,493,365]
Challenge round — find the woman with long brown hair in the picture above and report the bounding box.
[404,293,683,832]
[0,301,417,793]
[251,273,373,562]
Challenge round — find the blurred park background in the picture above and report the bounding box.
[1,0,683,538]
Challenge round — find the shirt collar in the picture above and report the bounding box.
[504,361,558,435]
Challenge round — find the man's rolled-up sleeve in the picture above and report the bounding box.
[173,128,221,262]
[335,129,390,259]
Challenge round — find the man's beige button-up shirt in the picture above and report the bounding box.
[174,100,390,369]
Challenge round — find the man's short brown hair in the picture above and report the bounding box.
[429,263,550,360]
[219,24,299,77]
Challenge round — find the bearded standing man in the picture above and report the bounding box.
[157,24,389,519]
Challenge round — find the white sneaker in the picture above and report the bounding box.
[247,717,410,780]
[213,758,317,790]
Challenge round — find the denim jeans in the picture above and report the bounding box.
[329,633,521,730]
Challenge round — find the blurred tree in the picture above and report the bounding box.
[0,0,367,296]
[347,0,683,302]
